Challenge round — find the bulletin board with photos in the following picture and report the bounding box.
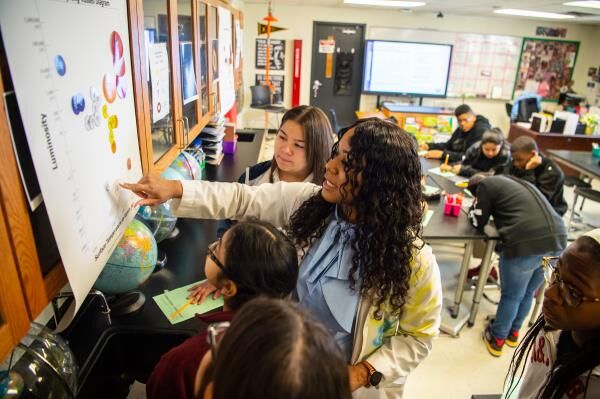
[514,38,579,101]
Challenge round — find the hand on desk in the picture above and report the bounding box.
[120,173,183,206]
[424,150,444,159]
[440,164,461,174]
[187,281,220,305]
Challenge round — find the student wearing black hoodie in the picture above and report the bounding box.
[467,174,567,358]
[502,136,568,216]
[420,104,491,162]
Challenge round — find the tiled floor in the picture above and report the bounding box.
[261,138,600,398]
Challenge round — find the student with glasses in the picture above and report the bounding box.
[146,220,298,399]
[123,118,442,398]
[194,297,351,399]
[504,229,600,398]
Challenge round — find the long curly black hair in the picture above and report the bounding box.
[286,118,424,315]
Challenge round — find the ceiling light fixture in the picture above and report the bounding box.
[563,1,600,9]
[343,0,426,8]
[494,8,576,19]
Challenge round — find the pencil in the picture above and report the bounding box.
[444,154,449,166]
[169,298,194,320]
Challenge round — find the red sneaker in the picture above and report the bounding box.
[506,329,519,348]
[483,325,504,357]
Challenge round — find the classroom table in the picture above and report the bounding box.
[420,158,499,336]
[546,149,600,180]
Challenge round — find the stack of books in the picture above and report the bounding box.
[200,114,226,166]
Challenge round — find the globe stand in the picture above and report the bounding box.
[108,291,146,315]
[153,249,168,272]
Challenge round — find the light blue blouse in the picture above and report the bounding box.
[295,207,361,361]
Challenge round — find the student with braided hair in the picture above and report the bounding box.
[504,229,600,398]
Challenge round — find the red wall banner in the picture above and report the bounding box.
[292,39,302,108]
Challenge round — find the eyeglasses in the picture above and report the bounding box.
[542,256,600,308]
[206,321,230,358]
[207,240,225,271]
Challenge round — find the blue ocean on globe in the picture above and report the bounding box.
[94,219,158,295]
[161,166,186,181]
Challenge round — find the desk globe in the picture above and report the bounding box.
[93,218,158,295]
[137,200,177,243]
[171,151,202,180]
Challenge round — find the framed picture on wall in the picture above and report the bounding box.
[513,38,580,101]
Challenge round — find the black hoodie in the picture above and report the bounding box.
[468,175,567,258]
[502,155,568,216]
[428,115,491,163]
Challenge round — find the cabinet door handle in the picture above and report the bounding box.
[183,116,190,147]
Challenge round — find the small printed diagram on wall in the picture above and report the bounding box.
[514,38,579,101]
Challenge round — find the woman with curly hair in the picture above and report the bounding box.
[122,118,442,398]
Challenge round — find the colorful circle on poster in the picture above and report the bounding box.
[54,55,66,76]
[110,31,124,61]
[111,141,117,153]
[102,104,109,119]
[116,76,126,99]
[103,73,117,103]
[108,114,119,129]
[127,158,132,170]
[114,55,126,77]
[71,93,85,115]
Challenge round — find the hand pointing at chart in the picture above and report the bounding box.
[120,174,183,207]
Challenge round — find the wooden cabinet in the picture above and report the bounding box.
[0,0,242,359]
[130,0,229,173]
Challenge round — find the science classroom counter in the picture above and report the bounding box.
[61,131,266,396]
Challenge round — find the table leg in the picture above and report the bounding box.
[468,240,496,326]
[451,240,473,318]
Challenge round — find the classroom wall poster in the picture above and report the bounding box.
[255,38,286,70]
[180,41,199,105]
[218,7,235,114]
[148,42,170,122]
[0,0,143,329]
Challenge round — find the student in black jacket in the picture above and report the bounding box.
[440,128,511,177]
[467,174,567,358]
[420,104,491,162]
[502,136,568,216]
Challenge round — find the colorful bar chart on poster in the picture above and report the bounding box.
[0,0,142,329]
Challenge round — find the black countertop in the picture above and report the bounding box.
[62,131,265,375]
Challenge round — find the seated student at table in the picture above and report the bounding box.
[217,105,335,238]
[467,174,567,357]
[504,229,600,399]
[440,128,510,177]
[195,297,352,399]
[502,136,568,216]
[146,220,298,399]
[419,104,491,162]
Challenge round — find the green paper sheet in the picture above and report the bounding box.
[153,280,224,324]
[422,210,434,227]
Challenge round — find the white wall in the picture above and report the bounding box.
[240,3,600,134]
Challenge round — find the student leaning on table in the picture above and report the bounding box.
[123,118,442,398]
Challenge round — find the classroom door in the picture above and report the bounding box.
[310,22,365,129]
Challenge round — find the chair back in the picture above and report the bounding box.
[516,97,540,122]
[250,85,271,107]
[505,103,513,118]
[328,108,341,134]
